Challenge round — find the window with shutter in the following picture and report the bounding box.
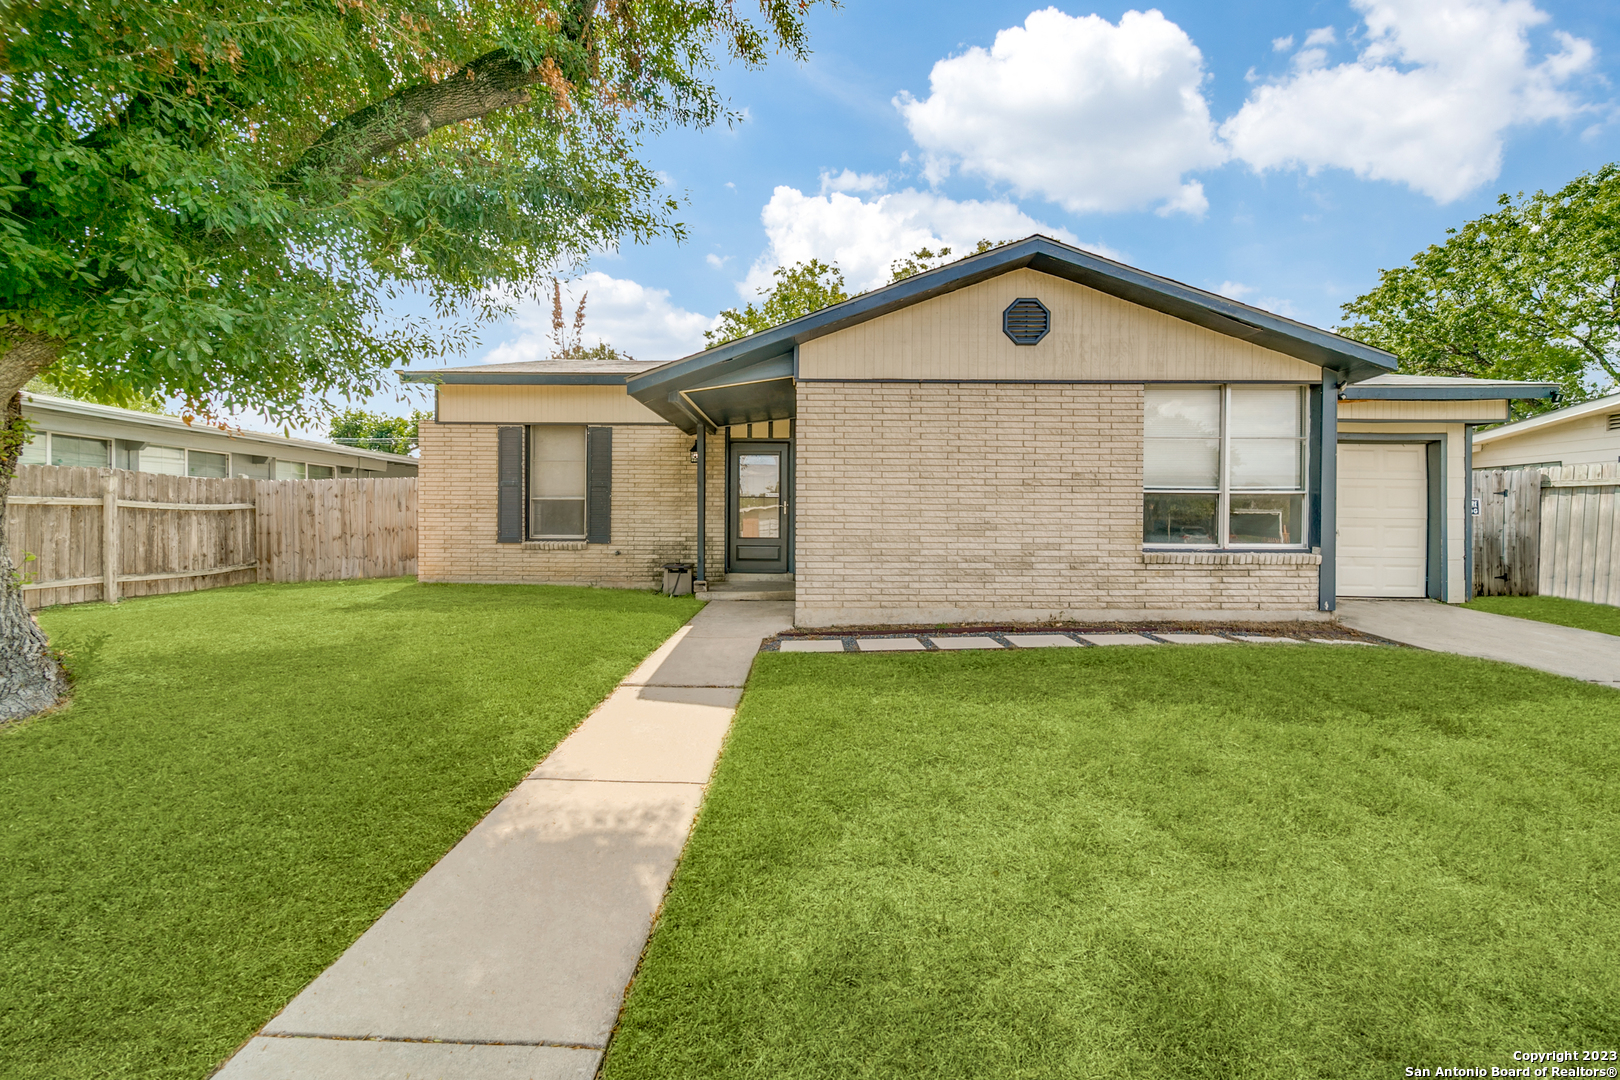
[496,426,524,543]
[587,427,612,543]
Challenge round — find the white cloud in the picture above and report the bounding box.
[1303,26,1337,47]
[1217,281,1255,299]
[1271,35,1295,52]
[819,169,889,194]
[1222,0,1595,202]
[895,8,1226,216]
[746,185,1112,294]
[705,253,731,269]
[479,272,711,364]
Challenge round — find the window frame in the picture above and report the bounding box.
[1143,383,1310,551]
[526,424,589,541]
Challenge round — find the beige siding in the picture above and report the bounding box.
[1337,421,1468,602]
[1473,411,1620,468]
[798,268,1323,383]
[436,383,665,425]
[417,420,723,587]
[1338,398,1508,423]
[794,381,1322,627]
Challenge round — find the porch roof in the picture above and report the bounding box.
[627,234,1402,432]
[1338,374,1560,401]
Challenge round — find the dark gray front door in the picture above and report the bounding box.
[728,441,790,574]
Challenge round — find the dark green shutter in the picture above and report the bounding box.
[586,426,612,543]
[497,426,524,543]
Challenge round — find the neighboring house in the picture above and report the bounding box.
[403,236,1553,626]
[18,392,418,479]
[1471,391,1620,470]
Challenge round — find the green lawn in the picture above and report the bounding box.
[603,646,1620,1080]
[1464,594,1620,637]
[1,579,700,1080]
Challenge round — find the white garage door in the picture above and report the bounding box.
[1338,443,1428,598]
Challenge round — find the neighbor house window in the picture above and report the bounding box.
[18,433,46,466]
[188,450,229,478]
[275,461,306,480]
[1144,385,1307,548]
[134,444,186,476]
[529,425,586,539]
[306,464,334,479]
[50,434,110,468]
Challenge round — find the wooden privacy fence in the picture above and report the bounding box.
[5,466,416,609]
[1472,463,1620,604]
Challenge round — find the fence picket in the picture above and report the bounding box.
[5,467,416,609]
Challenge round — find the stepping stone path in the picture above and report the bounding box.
[772,632,1373,652]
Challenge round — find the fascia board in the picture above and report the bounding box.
[399,371,630,385]
[1341,384,1560,401]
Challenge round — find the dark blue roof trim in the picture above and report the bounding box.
[627,235,1398,429]
[400,371,629,385]
[1341,384,1558,401]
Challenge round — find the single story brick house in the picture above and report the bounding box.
[403,236,1555,627]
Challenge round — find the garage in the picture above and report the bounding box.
[1337,442,1429,598]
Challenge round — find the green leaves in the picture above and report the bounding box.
[1,0,825,424]
[1340,164,1620,415]
[705,259,849,348]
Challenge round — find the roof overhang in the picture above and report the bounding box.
[399,370,631,385]
[1339,382,1559,401]
[629,235,1400,431]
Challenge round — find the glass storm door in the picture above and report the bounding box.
[728,441,790,573]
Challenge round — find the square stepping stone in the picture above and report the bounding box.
[1310,638,1375,646]
[778,639,846,653]
[1232,634,1301,644]
[928,636,1004,650]
[856,637,926,651]
[1004,633,1082,648]
[1076,633,1160,646]
[1155,633,1232,645]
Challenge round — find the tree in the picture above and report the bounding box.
[1340,165,1620,411]
[0,0,824,719]
[888,239,1007,282]
[546,280,636,363]
[705,259,849,347]
[328,409,430,457]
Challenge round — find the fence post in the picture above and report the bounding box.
[102,470,120,604]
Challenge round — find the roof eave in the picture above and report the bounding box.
[1340,384,1560,401]
[627,236,1398,405]
[400,371,631,386]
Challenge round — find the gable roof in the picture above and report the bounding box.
[1472,390,1620,445]
[626,234,1399,428]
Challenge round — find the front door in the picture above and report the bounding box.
[728,441,791,574]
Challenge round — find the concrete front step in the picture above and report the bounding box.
[703,574,795,601]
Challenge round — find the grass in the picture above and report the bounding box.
[603,646,1620,1080]
[1,578,701,1080]
[1463,594,1620,637]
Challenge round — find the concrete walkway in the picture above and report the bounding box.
[1339,599,1620,687]
[215,600,793,1080]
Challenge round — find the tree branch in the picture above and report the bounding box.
[0,328,63,402]
[285,1,601,182]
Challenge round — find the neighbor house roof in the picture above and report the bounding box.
[624,234,1403,429]
[23,392,420,466]
[1472,390,1620,446]
[1339,374,1561,401]
[399,357,664,386]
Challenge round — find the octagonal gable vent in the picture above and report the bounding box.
[1003,297,1050,345]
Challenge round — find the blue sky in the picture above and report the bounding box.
[387,0,1620,418]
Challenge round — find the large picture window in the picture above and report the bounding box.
[1144,385,1307,548]
[529,425,587,539]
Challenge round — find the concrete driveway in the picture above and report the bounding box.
[1338,599,1620,688]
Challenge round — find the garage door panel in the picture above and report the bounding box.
[1338,443,1428,599]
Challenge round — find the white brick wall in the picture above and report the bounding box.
[794,382,1321,626]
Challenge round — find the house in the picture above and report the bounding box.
[403,236,1554,626]
[1471,391,1620,470]
[18,392,419,479]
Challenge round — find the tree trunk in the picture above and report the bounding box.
[0,330,68,722]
